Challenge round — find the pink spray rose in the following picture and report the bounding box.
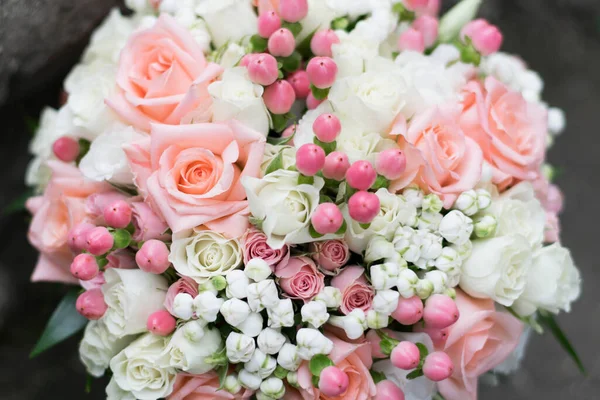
[131,201,170,242]
[436,290,524,400]
[242,228,290,268]
[124,120,266,237]
[27,161,111,283]
[164,277,200,316]
[460,77,547,190]
[331,266,375,315]
[275,256,325,302]
[168,372,253,400]
[533,175,564,243]
[310,240,350,273]
[107,14,223,132]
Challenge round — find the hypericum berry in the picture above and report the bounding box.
[423,294,460,329]
[391,296,424,325]
[147,310,177,336]
[268,28,296,57]
[52,137,80,162]
[390,341,421,370]
[86,227,114,256]
[313,114,341,143]
[136,239,171,274]
[306,92,324,109]
[423,351,454,382]
[348,191,380,224]
[247,53,279,86]
[310,29,340,57]
[306,57,338,89]
[258,11,281,38]
[296,144,326,176]
[346,160,377,191]
[76,289,107,320]
[413,15,439,48]
[263,80,296,115]
[103,200,132,229]
[375,149,407,180]
[311,203,344,235]
[67,222,95,252]
[398,28,425,53]
[70,253,99,281]
[322,151,350,181]
[318,366,349,397]
[286,70,310,99]
[461,19,503,56]
[279,0,308,23]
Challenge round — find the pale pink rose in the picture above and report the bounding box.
[27,161,111,283]
[310,240,350,273]
[436,290,523,400]
[532,175,563,243]
[330,266,375,315]
[241,228,290,268]
[460,77,547,190]
[295,331,376,400]
[107,15,223,132]
[124,120,266,237]
[131,201,170,242]
[168,372,253,400]
[275,256,325,302]
[106,250,138,269]
[164,277,200,316]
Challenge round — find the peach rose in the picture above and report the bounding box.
[331,266,375,315]
[168,372,253,400]
[253,0,280,14]
[295,331,377,400]
[460,77,547,190]
[436,290,524,400]
[275,256,325,302]
[124,120,266,237]
[107,15,223,132]
[27,161,111,283]
[389,105,483,208]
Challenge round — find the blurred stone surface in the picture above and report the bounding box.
[0,0,599,399]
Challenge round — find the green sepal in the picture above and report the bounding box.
[370,370,387,384]
[309,224,324,239]
[310,84,330,101]
[335,220,347,235]
[250,34,268,52]
[274,365,289,379]
[313,137,337,154]
[282,21,303,37]
[280,51,302,72]
[406,369,424,380]
[371,175,390,191]
[309,354,335,377]
[76,138,91,165]
[298,174,315,185]
[217,363,230,390]
[265,151,284,175]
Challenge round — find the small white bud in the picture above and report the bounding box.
[367,310,389,329]
[238,369,262,391]
[220,298,251,327]
[296,328,334,360]
[474,215,497,238]
[224,374,242,394]
[247,280,280,312]
[403,185,424,208]
[435,246,461,274]
[417,211,443,231]
[172,293,194,320]
[328,309,367,340]
[475,189,492,210]
[301,301,330,328]
[245,349,276,378]
[370,262,400,290]
[397,269,418,298]
[260,377,286,399]
[286,371,299,388]
[418,232,443,260]
[439,210,474,245]
[425,270,449,294]
[314,287,342,309]
[373,290,400,315]
[237,312,264,338]
[245,258,273,282]
[226,269,250,299]
[267,299,295,328]
[365,235,396,264]
[548,107,566,135]
[182,320,206,342]
[257,328,286,355]
[451,240,472,260]
[226,332,255,363]
[416,279,434,299]
[277,343,301,371]
[454,190,479,216]
[422,194,443,213]
[193,291,224,323]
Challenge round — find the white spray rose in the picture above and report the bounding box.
[245,349,277,378]
[370,262,401,290]
[367,310,389,329]
[237,312,265,338]
[365,237,397,265]
[102,269,168,338]
[460,235,533,307]
[164,324,222,374]
[513,244,581,317]
[373,290,400,315]
[238,369,263,391]
[245,258,272,282]
[314,287,342,309]
[195,0,258,47]
[193,291,224,323]
[169,227,242,283]
[261,377,286,399]
[79,320,133,378]
[106,377,135,400]
[247,280,279,312]
[26,107,61,188]
[329,309,368,340]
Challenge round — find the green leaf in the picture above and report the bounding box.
[280,51,302,72]
[313,138,337,154]
[265,151,284,175]
[406,369,424,380]
[416,342,429,360]
[30,289,88,358]
[298,174,315,186]
[309,354,335,377]
[538,311,586,375]
[319,195,333,204]
[282,21,302,37]
[109,182,139,197]
[310,85,330,101]
[335,220,347,235]
[250,34,268,52]
[25,115,39,136]
[331,17,349,30]
[271,112,296,133]
[433,393,446,400]
[370,370,387,384]
[76,139,91,165]
[85,375,93,394]
[268,129,296,146]
[274,365,289,379]
[309,224,324,239]
[371,175,390,191]
[297,28,318,59]
[96,256,109,269]
[4,190,33,215]
[217,363,230,390]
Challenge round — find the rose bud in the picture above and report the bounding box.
[263,80,296,115]
[346,160,377,191]
[311,203,344,235]
[247,53,279,86]
[86,226,114,256]
[348,191,380,224]
[313,113,341,143]
[310,29,340,57]
[268,28,296,57]
[287,70,310,99]
[296,143,326,176]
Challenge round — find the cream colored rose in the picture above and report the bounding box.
[79,320,134,377]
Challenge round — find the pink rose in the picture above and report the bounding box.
[310,240,350,273]
[275,257,325,302]
[331,266,375,315]
[460,77,547,190]
[124,120,266,237]
[107,15,223,132]
[27,161,111,283]
[436,290,523,400]
[168,372,253,400]
[242,228,290,268]
[164,277,199,316]
[295,331,377,400]
[131,201,170,242]
[390,105,483,208]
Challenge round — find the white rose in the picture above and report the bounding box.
[488,182,546,248]
[164,323,223,374]
[79,124,145,186]
[170,227,242,283]
[242,170,325,249]
[208,67,270,136]
[161,1,212,52]
[26,107,62,188]
[106,377,135,400]
[257,328,287,355]
[195,0,258,48]
[267,299,295,328]
[218,43,247,68]
[297,0,341,41]
[83,9,138,64]
[261,144,297,176]
[460,235,533,307]
[513,244,581,316]
[226,332,256,363]
[110,334,176,400]
[332,32,380,78]
[336,128,398,164]
[102,269,168,338]
[79,320,133,377]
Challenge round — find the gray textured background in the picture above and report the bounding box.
[0,0,598,399]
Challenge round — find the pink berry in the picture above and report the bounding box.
[103,200,132,229]
[398,28,425,53]
[461,19,503,56]
[346,160,377,190]
[391,296,424,325]
[422,351,454,382]
[404,0,429,11]
[375,380,406,400]
[136,240,171,274]
[86,227,114,256]
[348,191,380,224]
[313,113,341,143]
[296,144,326,176]
[247,53,279,86]
[311,203,344,235]
[366,330,387,359]
[239,54,253,67]
[306,57,338,89]
[68,222,95,252]
[318,366,349,397]
[417,327,450,348]
[306,92,324,109]
[322,151,350,181]
[279,0,308,23]
[147,310,177,336]
[258,11,281,38]
[263,80,296,115]
[287,70,310,98]
[390,341,421,370]
[423,294,460,329]
[52,137,80,162]
[282,125,296,143]
[376,149,407,180]
[310,29,340,57]
[412,16,438,48]
[76,289,107,320]
[70,253,99,281]
[460,19,489,41]
[268,28,296,57]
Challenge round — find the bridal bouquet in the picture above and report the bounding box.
[24,0,583,399]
